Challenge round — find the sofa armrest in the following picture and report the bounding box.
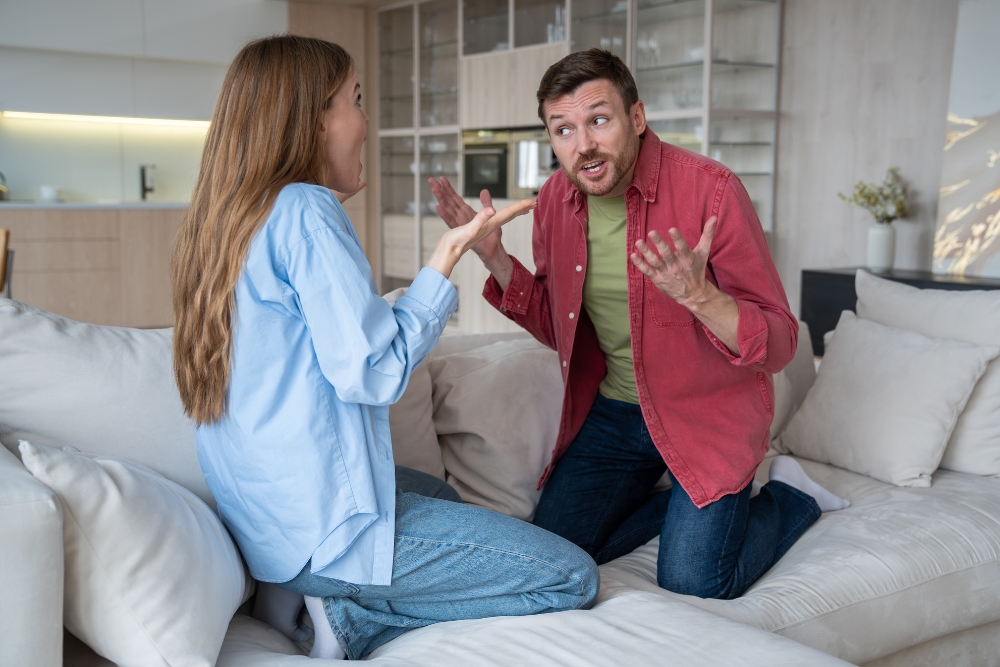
[0,445,64,667]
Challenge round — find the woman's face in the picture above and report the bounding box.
[318,70,368,193]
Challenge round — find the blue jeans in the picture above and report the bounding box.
[532,394,820,600]
[279,467,600,659]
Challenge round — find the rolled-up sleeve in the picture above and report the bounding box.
[703,175,797,373]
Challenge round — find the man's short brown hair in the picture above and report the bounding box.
[536,49,639,123]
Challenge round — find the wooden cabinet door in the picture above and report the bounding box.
[121,209,184,328]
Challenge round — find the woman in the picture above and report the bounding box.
[171,36,599,660]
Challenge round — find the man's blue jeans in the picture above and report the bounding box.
[279,467,600,659]
[532,394,821,600]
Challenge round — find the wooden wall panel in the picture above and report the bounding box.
[121,209,183,328]
[460,43,569,129]
[772,0,960,315]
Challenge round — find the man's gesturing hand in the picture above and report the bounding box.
[630,217,717,308]
[630,216,741,353]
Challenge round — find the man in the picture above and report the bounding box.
[429,49,848,600]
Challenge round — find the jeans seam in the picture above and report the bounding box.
[323,596,355,660]
[394,534,584,581]
[714,487,744,592]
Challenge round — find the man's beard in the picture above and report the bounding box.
[562,136,641,197]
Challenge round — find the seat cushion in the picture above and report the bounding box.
[599,457,1000,665]
[213,581,852,667]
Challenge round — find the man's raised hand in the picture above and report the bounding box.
[427,177,502,261]
[630,217,717,308]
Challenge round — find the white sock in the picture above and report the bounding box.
[251,582,311,642]
[750,480,762,498]
[769,456,850,512]
[304,596,346,660]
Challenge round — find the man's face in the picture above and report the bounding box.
[543,79,646,198]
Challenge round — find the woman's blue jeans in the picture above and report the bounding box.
[278,467,600,659]
[532,394,821,600]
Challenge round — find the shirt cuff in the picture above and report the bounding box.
[402,267,458,324]
[702,299,768,366]
[483,256,534,316]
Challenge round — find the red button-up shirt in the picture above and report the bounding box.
[483,130,797,508]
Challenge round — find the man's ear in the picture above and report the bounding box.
[630,100,647,136]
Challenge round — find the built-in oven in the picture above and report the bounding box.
[462,128,559,200]
[510,129,558,200]
[462,130,509,199]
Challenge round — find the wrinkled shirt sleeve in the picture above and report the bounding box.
[283,209,457,406]
[703,175,797,373]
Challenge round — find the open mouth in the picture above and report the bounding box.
[580,160,607,176]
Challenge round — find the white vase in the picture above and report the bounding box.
[867,223,895,272]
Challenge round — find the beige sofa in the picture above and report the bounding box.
[0,297,997,667]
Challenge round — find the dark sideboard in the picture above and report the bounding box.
[800,268,1000,356]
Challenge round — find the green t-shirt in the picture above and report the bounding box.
[582,195,639,404]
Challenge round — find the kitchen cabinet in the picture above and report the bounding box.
[0,205,184,328]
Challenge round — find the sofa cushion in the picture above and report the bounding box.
[599,457,1000,665]
[0,300,211,506]
[777,311,997,486]
[429,338,562,521]
[20,441,251,667]
[211,583,853,667]
[856,269,1000,476]
[388,361,445,479]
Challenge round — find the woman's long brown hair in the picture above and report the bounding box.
[172,36,354,425]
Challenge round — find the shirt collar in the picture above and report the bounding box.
[562,128,662,206]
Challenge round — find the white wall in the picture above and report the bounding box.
[0,0,288,202]
[772,0,960,314]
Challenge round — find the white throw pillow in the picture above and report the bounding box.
[0,300,209,506]
[428,338,562,520]
[19,441,251,667]
[856,270,1000,475]
[777,311,998,487]
[389,361,445,479]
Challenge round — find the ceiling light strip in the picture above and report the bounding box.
[1,111,210,128]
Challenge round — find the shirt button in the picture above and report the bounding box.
[562,360,567,368]
[576,265,582,272]
[568,312,575,319]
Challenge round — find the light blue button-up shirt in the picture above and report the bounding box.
[196,183,457,586]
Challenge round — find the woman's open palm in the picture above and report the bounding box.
[440,198,535,258]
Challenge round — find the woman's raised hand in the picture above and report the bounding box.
[426,198,535,279]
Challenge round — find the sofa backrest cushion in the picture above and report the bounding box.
[429,338,562,521]
[0,300,213,506]
[856,269,1000,476]
[388,360,446,479]
[777,310,998,487]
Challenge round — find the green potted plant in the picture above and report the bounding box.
[838,167,910,272]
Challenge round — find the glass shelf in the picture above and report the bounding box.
[378,7,414,130]
[463,0,509,55]
[571,0,627,57]
[636,59,774,74]
[515,0,566,47]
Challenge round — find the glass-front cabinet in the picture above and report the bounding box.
[631,0,780,230]
[378,1,460,301]
[379,0,781,299]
